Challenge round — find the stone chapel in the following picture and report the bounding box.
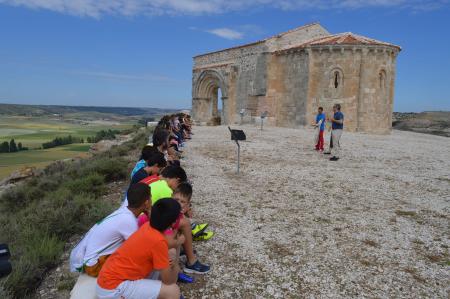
[192,23,401,134]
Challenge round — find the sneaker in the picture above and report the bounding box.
[193,231,214,241]
[191,223,208,237]
[330,156,339,161]
[178,272,195,283]
[184,260,210,274]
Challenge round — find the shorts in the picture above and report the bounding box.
[96,278,162,299]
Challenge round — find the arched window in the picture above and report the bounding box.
[330,68,343,94]
[334,71,340,88]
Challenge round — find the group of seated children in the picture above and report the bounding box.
[70,114,212,299]
[148,113,192,162]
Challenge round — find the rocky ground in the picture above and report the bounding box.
[36,125,449,298]
[180,125,449,298]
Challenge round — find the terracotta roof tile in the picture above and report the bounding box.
[276,32,401,54]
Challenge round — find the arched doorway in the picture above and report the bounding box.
[192,70,228,125]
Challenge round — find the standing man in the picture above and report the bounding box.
[328,104,344,161]
[314,107,326,151]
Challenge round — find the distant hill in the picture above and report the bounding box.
[0,103,178,117]
[393,111,450,137]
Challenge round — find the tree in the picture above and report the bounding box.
[0,141,9,153]
[9,139,18,153]
[18,142,23,151]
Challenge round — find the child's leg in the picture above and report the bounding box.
[179,217,196,265]
[158,283,180,299]
[319,130,324,150]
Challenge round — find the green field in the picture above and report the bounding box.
[0,115,134,179]
[0,116,133,149]
[0,143,93,179]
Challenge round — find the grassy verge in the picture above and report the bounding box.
[0,128,150,298]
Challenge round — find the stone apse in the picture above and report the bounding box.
[192,23,401,134]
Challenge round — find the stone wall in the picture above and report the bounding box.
[266,51,309,127]
[193,43,269,124]
[265,24,329,51]
[357,49,398,134]
[306,46,399,133]
[306,47,362,132]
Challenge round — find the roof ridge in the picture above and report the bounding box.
[266,22,321,39]
[274,31,401,54]
[194,22,327,58]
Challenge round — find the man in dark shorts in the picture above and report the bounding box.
[328,104,344,161]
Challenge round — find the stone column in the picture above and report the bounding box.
[192,97,211,122]
[212,91,218,117]
[221,96,228,124]
[357,48,368,132]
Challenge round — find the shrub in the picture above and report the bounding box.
[4,232,64,298]
[0,188,26,213]
[83,158,128,182]
[0,124,144,297]
[107,145,129,157]
[64,173,106,198]
[0,282,13,299]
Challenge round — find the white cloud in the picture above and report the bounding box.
[0,0,447,17]
[206,28,244,40]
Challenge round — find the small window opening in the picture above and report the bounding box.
[334,72,340,88]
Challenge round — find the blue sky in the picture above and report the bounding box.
[0,0,449,111]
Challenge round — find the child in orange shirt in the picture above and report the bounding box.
[96,199,183,299]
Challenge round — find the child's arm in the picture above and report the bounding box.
[164,230,185,249]
[159,248,179,285]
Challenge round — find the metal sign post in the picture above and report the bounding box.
[236,140,240,173]
[239,109,245,125]
[260,111,268,131]
[228,127,246,174]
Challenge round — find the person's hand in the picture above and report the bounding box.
[177,234,186,246]
[165,231,176,243]
[169,254,175,267]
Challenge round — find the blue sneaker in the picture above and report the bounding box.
[184,260,210,274]
[178,272,195,283]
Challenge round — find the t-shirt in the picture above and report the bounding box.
[129,168,149,187]
[332,111,344,130]
[316,113,326,131]
[130,159,146,178]
[149,179,173,205]
[97,224,169,290]
[122,174,161,208]
[83,207,138,267]
[140,174,160,186]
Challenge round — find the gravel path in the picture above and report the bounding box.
[180,125,449,298]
